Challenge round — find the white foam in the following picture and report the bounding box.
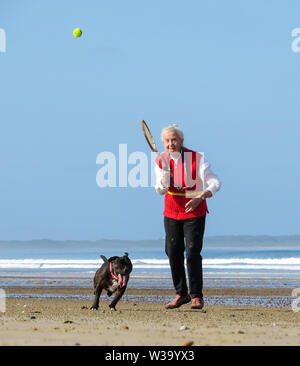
[0,257,299,271]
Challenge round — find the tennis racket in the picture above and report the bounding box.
[141,120,167,169]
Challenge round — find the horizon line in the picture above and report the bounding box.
[1,234,300,242]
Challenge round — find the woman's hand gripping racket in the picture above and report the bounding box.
[140,120,168,170]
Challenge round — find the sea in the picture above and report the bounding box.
[0,235,299,290]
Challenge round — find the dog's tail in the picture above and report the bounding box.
[100,255,108,263]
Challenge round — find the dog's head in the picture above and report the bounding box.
[110,253,132,276]
[102,252,132,288]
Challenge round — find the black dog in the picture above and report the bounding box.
[90,252,132,311]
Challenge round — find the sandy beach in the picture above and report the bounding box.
[0,286,299,346]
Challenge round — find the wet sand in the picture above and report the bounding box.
[3,285,295,297]
[0,286,299,346]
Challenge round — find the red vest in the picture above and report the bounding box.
[156,147,209,220]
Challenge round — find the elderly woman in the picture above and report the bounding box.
[155,124,221,309]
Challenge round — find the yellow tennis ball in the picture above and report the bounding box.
[73,28,82,38]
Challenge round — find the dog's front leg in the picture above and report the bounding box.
[90,285,103,310]
[109,286,126,311]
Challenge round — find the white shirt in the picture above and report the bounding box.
[154,152,221,196]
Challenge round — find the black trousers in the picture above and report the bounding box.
[164,215,206,299]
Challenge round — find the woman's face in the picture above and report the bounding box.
[162,130,183,155]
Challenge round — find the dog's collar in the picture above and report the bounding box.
[109,262,119,281]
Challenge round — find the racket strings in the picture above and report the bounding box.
[141,120,158,152]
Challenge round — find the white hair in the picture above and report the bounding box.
[161,124,184,141]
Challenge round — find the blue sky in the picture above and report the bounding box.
[0,0,299,240]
